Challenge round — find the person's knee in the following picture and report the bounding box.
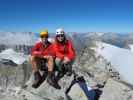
[48,56,53,60]
[56,58,61,61]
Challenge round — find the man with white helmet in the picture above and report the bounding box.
[53,28,75,79]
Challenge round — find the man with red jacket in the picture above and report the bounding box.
[30,30,60,89]
[53,28,75,77]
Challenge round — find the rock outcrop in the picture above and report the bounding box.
[0,41,133,100]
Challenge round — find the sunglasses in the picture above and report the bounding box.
[57,34,64,37]
[40,35,48,38]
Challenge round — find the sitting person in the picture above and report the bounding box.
[53,28,75,78]
[29,30,60,89]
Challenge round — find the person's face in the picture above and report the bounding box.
[56,34,65,42]
[41,37,47,44]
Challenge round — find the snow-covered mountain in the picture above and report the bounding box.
[0,32,36,54]
[0,49,28,65]
[0,32,36,46]
[92,41,133,85]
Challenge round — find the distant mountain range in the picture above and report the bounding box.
[68,32,133,51]
[0,32,133,54]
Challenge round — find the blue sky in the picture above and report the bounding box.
[0,0,133,33]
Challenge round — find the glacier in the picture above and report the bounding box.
[93,41,133,85]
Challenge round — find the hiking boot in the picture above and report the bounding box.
[32,71,42,88]
[47,71,61,89]
[64,64,72,76]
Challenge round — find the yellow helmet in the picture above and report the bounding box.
[40,29,48,38]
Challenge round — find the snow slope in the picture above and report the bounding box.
[128,44,133,52]
[0,49,28,64]
[93,41,133,85]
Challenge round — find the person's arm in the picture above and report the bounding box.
[43,44,56,59]
[31,43,42,57]
[66,40,75,61]
[53,43,65,60]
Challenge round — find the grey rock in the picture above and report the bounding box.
[100,79,133,100]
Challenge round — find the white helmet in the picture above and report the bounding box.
[56,28,65,35]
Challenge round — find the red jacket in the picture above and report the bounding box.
[31,41,55,57]
[53,40,75,61]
